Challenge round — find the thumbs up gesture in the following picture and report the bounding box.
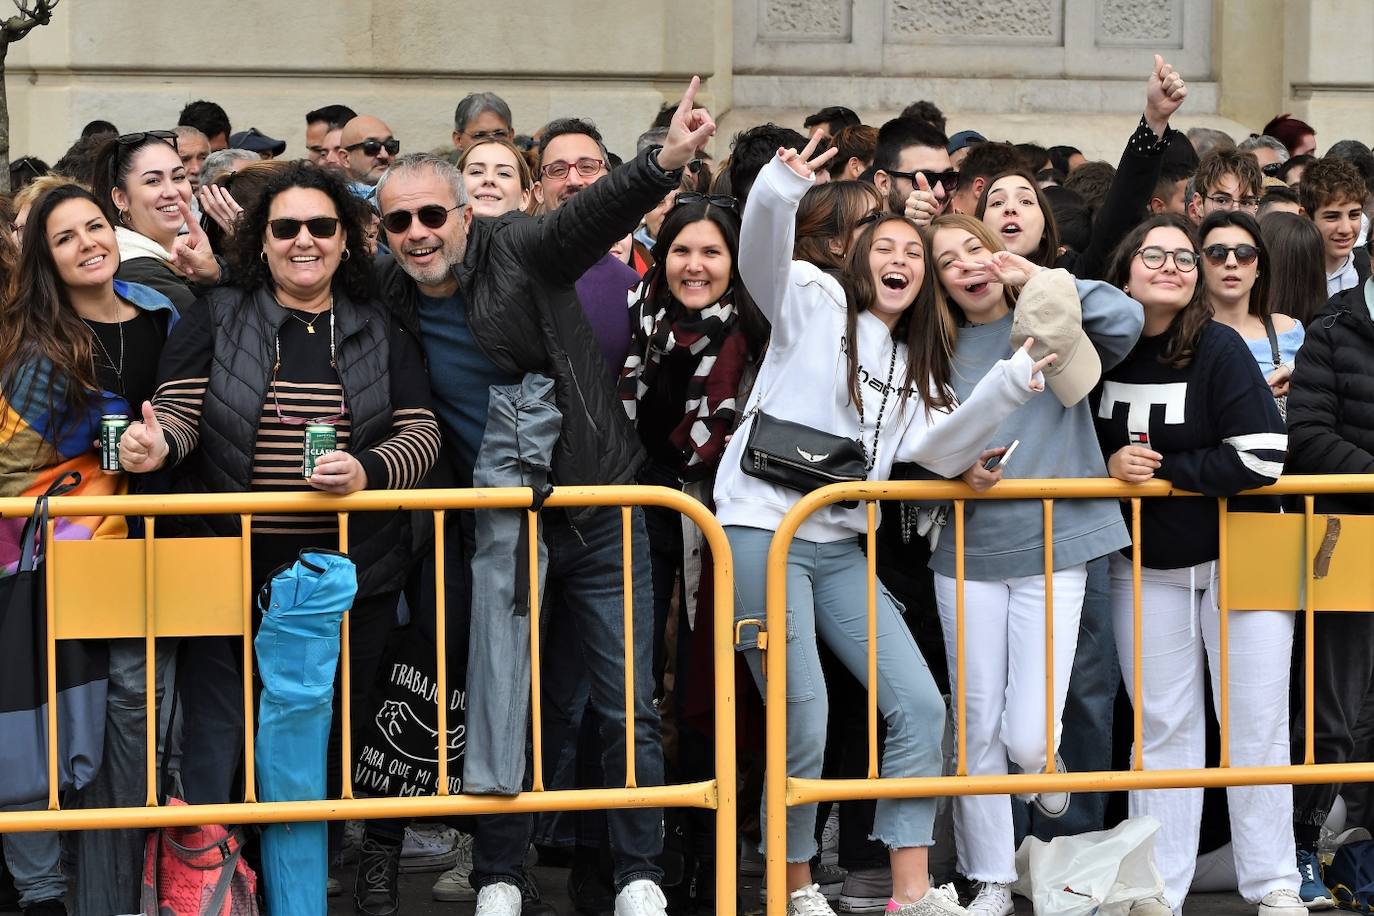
[904,171,940,227]
[119,400,170,473]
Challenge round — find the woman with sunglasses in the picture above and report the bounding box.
[118,163,440,827]
[721,135,1056,916]
[1098,214,1300,916]
[923,213,1142,916]
[1199,210,1304,411]
[91,130,220,313]
[0,183,181,916]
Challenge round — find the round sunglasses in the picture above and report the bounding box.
[381,204,461,235]
[1201,243,1259,267]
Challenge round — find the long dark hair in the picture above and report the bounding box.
[793,180,884,271]
[228,161,375,302]
[975,169,1062,268]
[1106,213,1210,369]
[643,200,768,357]
[1260,211,1328,326]
[840,215,953,415]
[90,133,178,228]
[0,184,101,440]
[1198,209,1271,320]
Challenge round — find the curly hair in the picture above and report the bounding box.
[227,161,374,302]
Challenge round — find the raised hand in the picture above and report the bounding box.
[118,400,170,474]
[308,450,368,495]
[1145,53,1188,135]
[170,198,221,284]
[904,171,939,227]
[778,129,839,180]
[198,184,243,237]
[658,76,717,172]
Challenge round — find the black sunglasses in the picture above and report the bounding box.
[1261,161,1284,177]
[381,204,461,235]
[887,168,960,194]
[1202,243,1260,266]
[117,130,179,153]
[674,192,737,211]
[345,137,400,157]
[268,217,340,240]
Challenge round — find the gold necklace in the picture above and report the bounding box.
[281,297,331,334]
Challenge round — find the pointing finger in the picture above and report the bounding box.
[800,128,824,162]
[676,76,701,121]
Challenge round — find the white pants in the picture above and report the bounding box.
[934,566,1087,883]
[1108,554,1301,910]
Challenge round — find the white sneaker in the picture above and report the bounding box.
[967,881,1014,916]
[821,808,840,867]
[614,879,668,916]
[886,883,970,915]
[400,823,460,872]
[474,881,522,916]
[1258,887,1307,916]
[788,884,839,916]
[430,832,475,901]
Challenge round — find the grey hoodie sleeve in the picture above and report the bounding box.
[1075,278,1144,373]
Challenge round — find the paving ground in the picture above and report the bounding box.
[326,863,1258,914]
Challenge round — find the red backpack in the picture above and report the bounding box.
[140,798,259,916]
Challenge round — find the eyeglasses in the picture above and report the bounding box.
[344,137,400,157]
[381,204,461,234]
[886,168,960,194]
[539,157,605,180]
[465,128,511,142]
[268,217,340,240]
[117,130,179,152]
[673,192,737,211]
[1202,243,1260,266]
[1204,193,1261,212]
[855,210,884,229]
[1261,161,1285,177]
[1134,246,1199,272]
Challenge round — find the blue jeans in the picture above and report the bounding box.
[728,526,946,862]
[1,800,64,907]
[472,506,664,892]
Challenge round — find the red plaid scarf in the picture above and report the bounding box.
[619,284,748,480]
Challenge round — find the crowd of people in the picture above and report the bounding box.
[1,48,1374,916]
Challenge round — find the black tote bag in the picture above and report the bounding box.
[0,471,109,805]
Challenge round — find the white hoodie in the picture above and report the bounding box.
[713,157,1043,543]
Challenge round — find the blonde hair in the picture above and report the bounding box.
[14,174,84,215]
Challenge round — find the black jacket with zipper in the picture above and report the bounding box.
[380,145,680,508]
[1287,283,1374,514]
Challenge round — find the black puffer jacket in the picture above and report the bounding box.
[381,146,679,502]
[1286,284,1374,513]
[163,284,414,597]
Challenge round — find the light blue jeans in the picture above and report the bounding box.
[728,525,945,862]
[1,799,64,907]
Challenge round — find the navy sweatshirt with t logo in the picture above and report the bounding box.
[1091,320,1287,570]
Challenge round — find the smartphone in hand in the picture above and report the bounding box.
[983,439,1020,471]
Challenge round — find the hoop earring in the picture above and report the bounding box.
[340,248,351,262]
[259,251,268,264]
[118,209,130,225]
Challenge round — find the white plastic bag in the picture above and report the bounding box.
[1011,816,1165,916]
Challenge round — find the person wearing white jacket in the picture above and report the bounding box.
[718,138,1055,916]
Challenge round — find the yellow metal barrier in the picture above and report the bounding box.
[0,486,736,916]
[761,475,1374,915]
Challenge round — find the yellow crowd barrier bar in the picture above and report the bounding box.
[526,508,545,793]
[339,511,354,800]
[866,501,879,780]
[0,485,737,916]
[763,475,1374,916]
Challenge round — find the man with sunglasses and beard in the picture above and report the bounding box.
[871,116,959,220]
[373,77,715,916]
[341,114,400,200]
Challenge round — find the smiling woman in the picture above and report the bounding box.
[116,162,441,826]
[90,132,220,313]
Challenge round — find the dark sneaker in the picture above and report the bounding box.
[353,836,401,916]
[19,901,65,916]
[1297,849,1335,910]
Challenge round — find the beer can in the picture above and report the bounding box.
[303,423,337,479]
[100,414,130,472]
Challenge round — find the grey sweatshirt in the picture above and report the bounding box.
[929,278,1144,580]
